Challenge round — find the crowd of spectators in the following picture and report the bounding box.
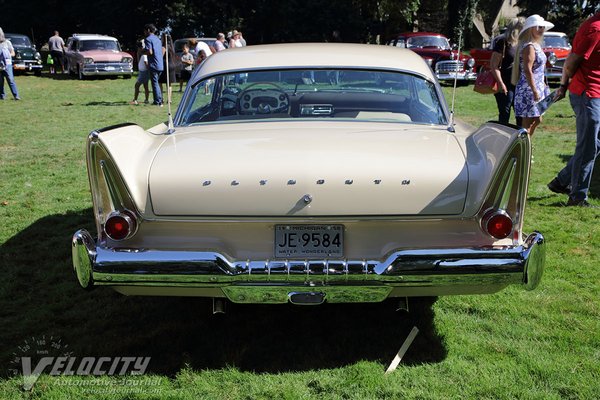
[130,25,248,106]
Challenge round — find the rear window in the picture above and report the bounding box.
[177,68,447,126]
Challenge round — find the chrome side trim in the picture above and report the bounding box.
[477,128,530,245]
[495,158,517,210]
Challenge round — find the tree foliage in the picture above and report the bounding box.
[0,0,421,47]
[447,0,479,48]
[10,0,593,49]
[516,0,600,38]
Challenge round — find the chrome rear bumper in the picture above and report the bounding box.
[72,230,545,303]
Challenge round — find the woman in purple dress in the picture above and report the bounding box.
[512,15,554,136]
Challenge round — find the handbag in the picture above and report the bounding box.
[473,69,498,94]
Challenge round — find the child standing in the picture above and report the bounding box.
[179,43,194,92]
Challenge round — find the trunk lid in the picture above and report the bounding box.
[148,122,468,216]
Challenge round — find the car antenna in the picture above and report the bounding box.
[448,30,463,133]
[164,32,175,134]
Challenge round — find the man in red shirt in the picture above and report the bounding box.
[549,12,600,207]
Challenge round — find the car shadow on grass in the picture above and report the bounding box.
[85,101,132,106]
[0,209,447,377]
[42,72,73,80]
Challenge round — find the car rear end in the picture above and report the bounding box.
[71,44,544,305]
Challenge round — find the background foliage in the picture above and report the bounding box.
[1,0,597,51]
[517,0,600,38]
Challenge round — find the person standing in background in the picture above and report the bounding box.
[229,31,243,48]
[48,31,66,74]
[213,33,226,52]
[130,40,149,105]
[238,31,247,46]
[142,24,164,106]
[548,11,600,208]
[192,39,213,59]
[0,27,20,100]
[490,17,524,126]
[512,14,554,137]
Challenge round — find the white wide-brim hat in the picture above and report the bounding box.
[520,14,554,36]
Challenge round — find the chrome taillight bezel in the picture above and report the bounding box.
[104,210,138,241]
[481,209,514,239]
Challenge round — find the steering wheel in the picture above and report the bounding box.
[237,82,290,115]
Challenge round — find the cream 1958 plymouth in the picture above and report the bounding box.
[72,43,544,307]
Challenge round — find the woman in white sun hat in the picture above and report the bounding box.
[512,14,554,137]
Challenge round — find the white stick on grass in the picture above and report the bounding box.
[385,326,419,374]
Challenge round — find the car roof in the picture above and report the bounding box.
[175,37,217,42]
[543,32,567,37]
[192,42,435,82]
[5,33,29,38]
[69,34,119,41]
[394,32,449,39]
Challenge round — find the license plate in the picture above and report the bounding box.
[105,66,115,71]
[274,225,343,258]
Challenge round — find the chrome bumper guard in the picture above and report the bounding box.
[73,230,545,303]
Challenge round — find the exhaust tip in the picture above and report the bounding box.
[288,292,326,305]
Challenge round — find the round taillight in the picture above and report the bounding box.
[483,210,513,239]
[104,211,136,241]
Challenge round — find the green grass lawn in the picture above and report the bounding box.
[1,74,599,399]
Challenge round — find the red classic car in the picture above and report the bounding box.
[388,32,476,85]
[542,32,571,80]
[470,32,570,81]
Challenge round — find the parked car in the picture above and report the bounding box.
[172,37,216,78]
[542,32,571,81]
[469,37,500,72]
[174,37,217,58]
[64,34,133,79]
[470,31,569,81]
[388,32,476,85]
[5,33,43,76]
[72,43,545,308]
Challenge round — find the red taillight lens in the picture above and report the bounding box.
[484,211,513,239]
[104,211,136,241]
